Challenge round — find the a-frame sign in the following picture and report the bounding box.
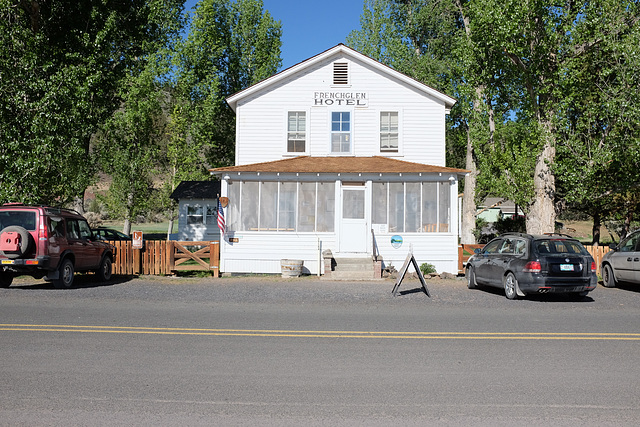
[391,251,430,297]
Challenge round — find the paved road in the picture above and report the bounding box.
[1,275,640,426]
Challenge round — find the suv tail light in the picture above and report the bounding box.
[523,261,542,273]
[591,261,596,273]
[38,216,49,255]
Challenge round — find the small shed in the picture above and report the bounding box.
[169,181,221,241]
[477,198,524,222]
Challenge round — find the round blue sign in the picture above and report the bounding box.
[391,235,403,249]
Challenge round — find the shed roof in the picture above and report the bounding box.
[210,156,468,175]
[169,181,221,200]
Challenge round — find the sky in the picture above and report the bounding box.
[184,0,365,70]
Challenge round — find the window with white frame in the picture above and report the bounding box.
[186,204,218,225]
[228,181,335,233]
[372,181,451,233]
[331,112,351,153]
[287,111,306,152]
[187,205,203,225]
[380,112,398,152]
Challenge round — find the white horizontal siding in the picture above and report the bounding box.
[221,231,458,275]
[235,54,447,166]
[221,233,337,275]
[375,233,459,275]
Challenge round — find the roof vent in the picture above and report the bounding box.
[333,62,348,85]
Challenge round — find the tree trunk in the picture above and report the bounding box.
[527,124,556,235]
[460,125,477,244]
[123,218,131,236]
[591,212,601,247]
[167,218,174,241]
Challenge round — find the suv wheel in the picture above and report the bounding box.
[53,259,74,289]
[0,226,33,259]
[97,256,112,282]
[0,272,13,288]
[602,264,617,288]
[504,272,518,300]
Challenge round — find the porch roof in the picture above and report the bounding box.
[210,156,469,175]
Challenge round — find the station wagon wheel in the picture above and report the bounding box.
[504,272,518,300]
[466,267,478,289]
[53,259,74,289]
[602,264,617,288]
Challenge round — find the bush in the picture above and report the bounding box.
[420,262,436,276]
[494,215,526,234]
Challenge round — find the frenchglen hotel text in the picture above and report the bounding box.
[313,92,368,106]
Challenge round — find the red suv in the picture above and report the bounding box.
[0,204,114,288]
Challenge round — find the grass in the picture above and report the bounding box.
[101,220,175,235]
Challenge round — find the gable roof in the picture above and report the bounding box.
[210,156,468,175]
[169,180,221,200]
[225,44,457,112]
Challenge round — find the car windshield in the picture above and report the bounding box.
[0,211,37,231]
[535,239,587,255]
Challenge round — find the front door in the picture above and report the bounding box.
[339,184,368,253]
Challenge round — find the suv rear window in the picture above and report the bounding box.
[535,239,586,255]
[0,211,37,231]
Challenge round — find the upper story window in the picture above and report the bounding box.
[380,111,398,152]
[333,62,348,85]
[287,111,306,152]
[331,111,351,153]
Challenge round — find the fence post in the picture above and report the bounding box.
[210,241,220,278]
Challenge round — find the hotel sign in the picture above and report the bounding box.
[313,91,368,106]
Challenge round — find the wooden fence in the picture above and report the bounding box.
[109,240,219,276]
[458,243,611,274]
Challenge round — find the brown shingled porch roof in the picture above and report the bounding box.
[210,156,468,175]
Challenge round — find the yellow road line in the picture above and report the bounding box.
[1,324,639,340]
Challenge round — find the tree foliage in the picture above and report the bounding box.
[175,0,282,168]
[0,0,183,206]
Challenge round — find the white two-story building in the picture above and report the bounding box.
[210,44,467,275]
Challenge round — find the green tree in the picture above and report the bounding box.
[555,1,640,243]
[92,1,184,233]
[176,0,282,169]
[469,0,640,234]
[0,0,183,206]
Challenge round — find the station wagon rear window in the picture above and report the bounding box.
[535,240,587,255]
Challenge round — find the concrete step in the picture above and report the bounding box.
[333,257,374,272]
[321,256,382,281]
[326,270,377,280]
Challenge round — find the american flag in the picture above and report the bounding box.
[217,198,225,234]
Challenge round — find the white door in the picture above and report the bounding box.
[340,185,368,253]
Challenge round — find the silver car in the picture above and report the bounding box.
[601,229,640,287]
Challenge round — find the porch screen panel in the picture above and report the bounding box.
[240,182,259,231]
[227,181,240,231]
[422,182,437,232]
[372,182,387,224]
[316,182,335,232]
[438,182,450,232]
[405,183,420,232]
[389,183,404,232]
[279,182,297,231]
[260,182,277,230]
[298,182,316,232]
[342,189,365,219]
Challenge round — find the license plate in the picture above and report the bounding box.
[1,260,14,265]
[560,264,574,271]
